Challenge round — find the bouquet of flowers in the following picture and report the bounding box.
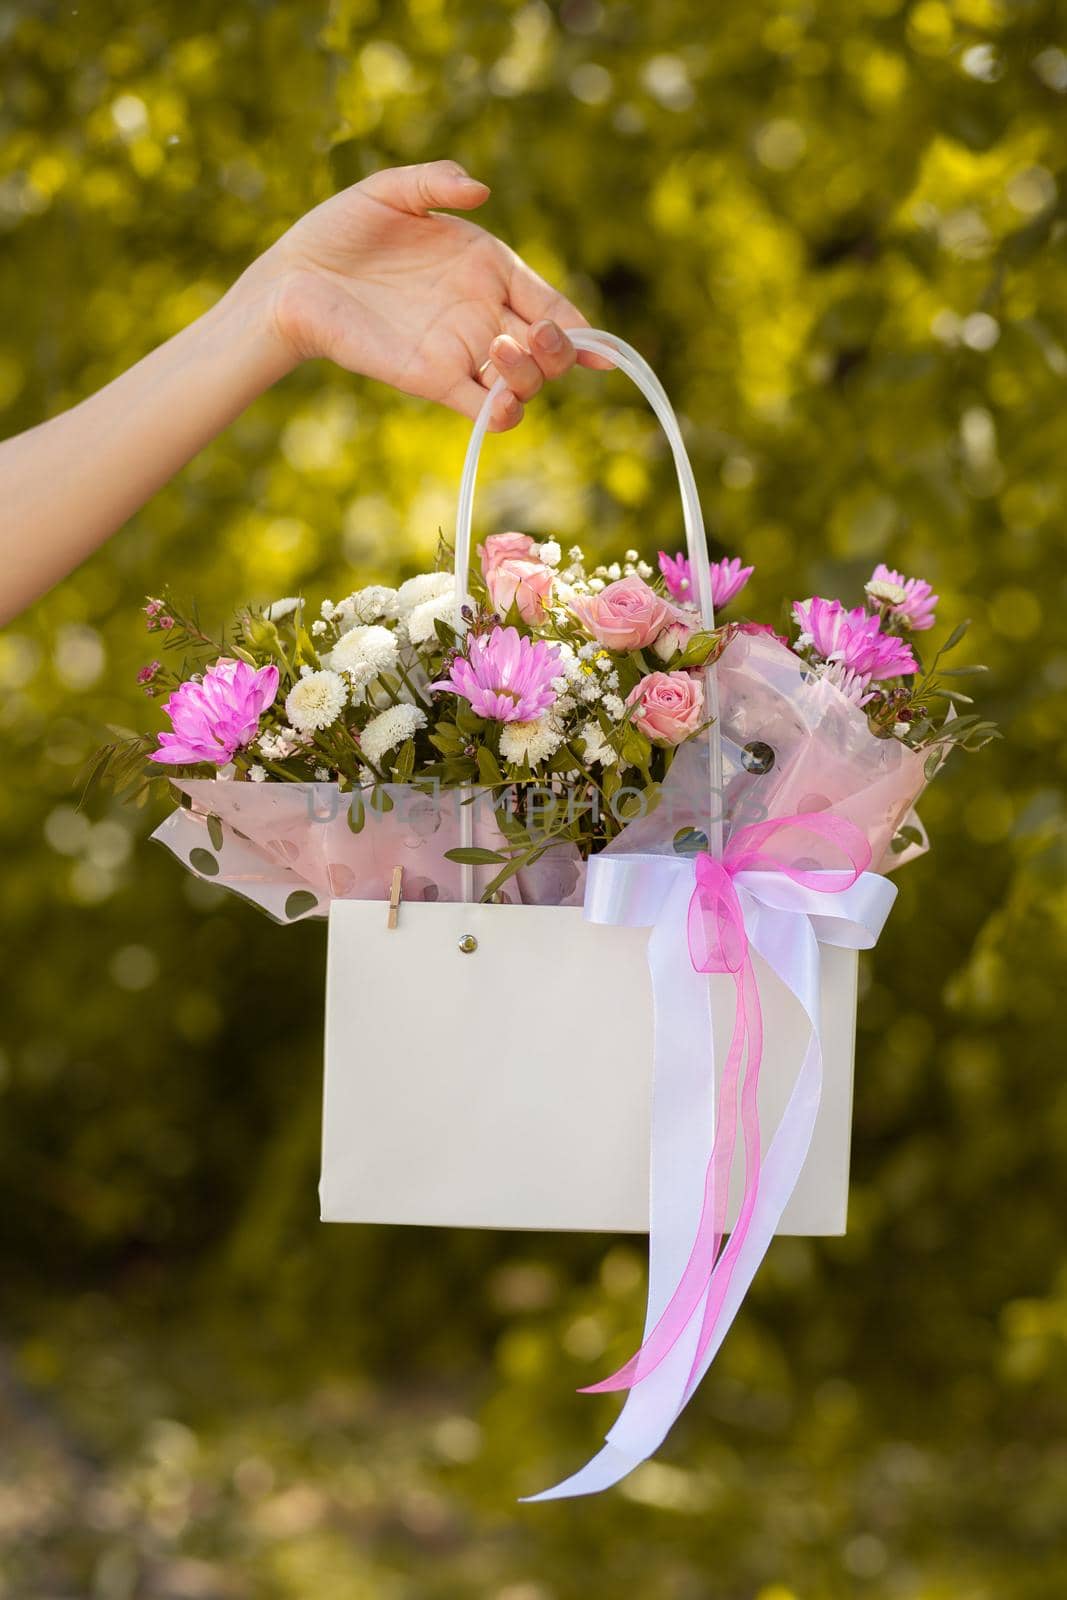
[89,537,993,912]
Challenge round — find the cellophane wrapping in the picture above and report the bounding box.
[152,630,930,919]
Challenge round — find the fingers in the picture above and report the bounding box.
[506,257,614,371]
[448,377,525,433]
[484,321,577,403]
[360,160,490,217]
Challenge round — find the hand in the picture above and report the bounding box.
[244,159,606,431]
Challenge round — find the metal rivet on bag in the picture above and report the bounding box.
[741,740,776,774]
[457,933,478,954]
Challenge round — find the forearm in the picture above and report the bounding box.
[0,281,295,624]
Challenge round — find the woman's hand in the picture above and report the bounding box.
[1,159,604,622]
[243,159,604,432]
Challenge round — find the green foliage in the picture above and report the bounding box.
[1,1,1066,1595]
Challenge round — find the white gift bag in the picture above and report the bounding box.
[320,898,858,1234]
[318,327,870,1242]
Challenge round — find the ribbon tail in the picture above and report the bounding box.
[580,960,747,1394]
[686,951,765,1386]
[682,901,824,1402]
[524,872,715,1501]
[520,1442,649,1502]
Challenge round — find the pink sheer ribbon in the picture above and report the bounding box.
[580,812,871,1400]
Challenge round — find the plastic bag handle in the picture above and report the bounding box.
[451,329,724,894]
[453,328,718,632]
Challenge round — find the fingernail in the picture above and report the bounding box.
[492,338,521,367]
[534,321,563,352]
[501,392,521,419]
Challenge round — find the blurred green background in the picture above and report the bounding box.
[2,1,1066,1595]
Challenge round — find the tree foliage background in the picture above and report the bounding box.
[1,1,1066,1595]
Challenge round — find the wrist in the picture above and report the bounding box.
[214,260,305,389]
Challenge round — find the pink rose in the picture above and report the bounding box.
[479,531,540,578]
[571,574,681,652]
[486,556,555,625]
[626,670,705,746]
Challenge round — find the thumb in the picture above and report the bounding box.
[360,160,491,217]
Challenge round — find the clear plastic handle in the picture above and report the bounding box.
[453,329,718,632]
[451,328,724,891]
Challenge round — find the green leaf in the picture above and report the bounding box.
[189,847,219,877]
[429,724,464,755]
[434,616,457,648]
[444,846,508,865]
[939,619,971,655]
[476,745,503,785]
[284,890,320,920]
[455,702,485,737]
[206,814,224,851]
[347,795,366,833]
[940,664,989,677]
[393,738,416,781]
[890,824,924,854]
[924,750,943,780]
[480,854,533,901]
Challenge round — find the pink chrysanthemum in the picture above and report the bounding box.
[150,657,279,765]
[869,563,939,631]
[818,662,877,707]
[431,626,561,723]
[658,551,754,609]
[792,597,917,680]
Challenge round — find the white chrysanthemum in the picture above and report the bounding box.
[538,539,562,567]
[407,585,457,645]
[499,715,564,767]
[265,596,303,621]
[327,624,399,684]
[579,720,619,766]
[336,584,399,628]
[360,702,427,767]
[257,730,289,760]
[395,571,454,615]
[285,669,347,734]
[601,692,626,721]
